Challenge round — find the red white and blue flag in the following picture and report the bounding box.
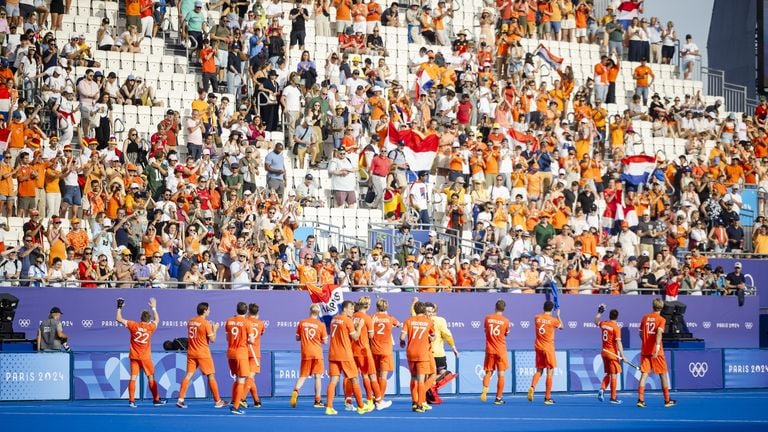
[620,154,657,185]
[534,44,563,70]
[414,68,436,99]
[388,122,439,172]
[508,128,538,151]
[307,283,344,328]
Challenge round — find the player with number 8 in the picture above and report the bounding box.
[594,304,624,404]
[527,300,563,405]
[480,300,510,405]
[115,297,165,408]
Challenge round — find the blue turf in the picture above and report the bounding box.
[2,392,767,432]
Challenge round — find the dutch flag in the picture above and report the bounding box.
[414,69,435,99]
[620,154,657,186]
[533,44,564,71]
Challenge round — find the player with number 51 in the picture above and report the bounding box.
[116,297,166,408]
[527,300,563,405]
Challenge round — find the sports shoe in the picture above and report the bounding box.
[230,407,245,415]
[153,399,167,406]
[214,400,228,409]
[494,398,506,405]
[253,400,262,408]
[176,401,187,409]
[375,400,392,410]
[325,407,338,416]
[128,402,137,408]
[421,402,432,411]
[344,401,355,411]
[365,399,375,411]
[480,386,488,402]
[412,405,425,413]
[290,390,298,408]
[610,399,623,405]
[636,400,646,408]
[239,401,248,409]
[597,389,604,402]
[313,401,325,408]
[527,387,534,402]
[544,399,556,405]
[357,404,372,415]
[664,399,677,407]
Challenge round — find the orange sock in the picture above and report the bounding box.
[128,380,136,403]
[246,377,259,402]
[545,374,553,400]
[148,380,159,400]
[344,379,353,400]
[410,380,417,403]
[379,376,387,397]
[208,378,221,401]
[638,387,645,402]
[362,376,373,401]
[601,375,610,390]
[663,388,670,402]
[352,382,364,408]
[326,381,336,409]
[231,381,237,401]
[496,375,505,399]
[232,381,245,408]
[482,372,491,388]
[610,376,617,400]
[178,378,190,400]
[370,377,383,401]
[530,371,542,389]
[417,381,426,405]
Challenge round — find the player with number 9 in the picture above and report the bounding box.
[115,297,165,408]
[225,302,254,415]
[527,300,563,405]
[480,300,510,405]
[176,302,226,409]
[291,304,329,408]
[637,298,676,408]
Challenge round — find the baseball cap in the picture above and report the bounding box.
[50,307,63,314]
[735,262,742,268]
[305,173,313,180]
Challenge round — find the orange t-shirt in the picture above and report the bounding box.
[225,315,251,360]
[187,315,214,359]
[334,0,351,20]
[533,313,560,352]
[16,165,36,197]
[8,122,25,149]
[402,315,434,362]
[329,314,355,362]
[296,317,327,360]
[370,312,400,356]
[127,320,156,360]
[484,313,510,355]
[640,312,665,356]
[634,65,654,87]
[599,320,621,355]
[352,311,373,357]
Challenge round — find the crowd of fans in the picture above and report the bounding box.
[0,0,760,300]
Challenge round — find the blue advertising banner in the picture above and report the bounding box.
[708,258,768,308]
[724,349,768,389]
[456,351,512,394]
[144,352,211,399]
[272,351,353,397]
[0,353,70,401]
[672,350,723,390]
[3,288,760,352]
[568,350,623,392]
[622,350,670,390]
[74,352,130,400]
[514,351,568,393]
[740,187,758,226]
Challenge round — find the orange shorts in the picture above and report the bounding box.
[249,357,261,374]
[373,353,394,372]
[535,349,557,369]
[187,357,215,375]
[300,358,324,377]
[640,355,667,375]
[408,360,431,376]
[354,354,376,375]
[328,360,358,378]
[601,355,622,374]
[228,357,250,377]
[130,358,155,376]
[483,353,508,372]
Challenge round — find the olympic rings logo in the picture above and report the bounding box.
[568,321,577,329]
[702,321,712,329]
[688,362,709,378]
[520,321,530,329]
[471,321,481,329]
[81,320,94,328]
[745,322,754,330]
[18,319,30,328]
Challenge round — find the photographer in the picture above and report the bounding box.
[37,306,69,351]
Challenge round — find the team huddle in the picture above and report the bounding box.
[115,296,675,414]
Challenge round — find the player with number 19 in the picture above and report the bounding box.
[291,304,329,408]
[115,297,166,408]
[480,300,510,405]
[527,300,563,405]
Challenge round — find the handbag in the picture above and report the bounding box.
[364,187,375,204]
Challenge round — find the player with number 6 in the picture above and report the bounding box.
[480,300,510,405]
[637,298,676,408]
[115,297,166,408]
[527,300,563,405]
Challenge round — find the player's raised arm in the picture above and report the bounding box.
[594,303,606,326]
[209,321,220,343]
[115,298,128,326]
[556,308,563,329]
[149,297,159,324]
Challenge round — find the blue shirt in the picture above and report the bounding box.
[161,251,180,279]
[264,150,285,181]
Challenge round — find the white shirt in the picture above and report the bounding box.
[372,264,394,289]
[622,265,639,294]
[489,184,511,202]
[282,85,302,112]
[682,42,699,61]
[230,260,251,290]
[328,156,356,191]
[407,180,429,210]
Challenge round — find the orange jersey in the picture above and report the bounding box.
[186,316,214,359]
[640,312,666,356]
[248,317,265,359]
[296,317,328,360]
[533,313,561,352]
[484,313,510,356]
[352,311,373,357]
[328,314,356,362]
[370,312,400,356]
[127,320,156,360]
[599,320,621,354]
[402,315,434,362]
[225,315,251,360]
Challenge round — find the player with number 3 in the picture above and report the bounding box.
[637,298,676,408]
[527,300,563,405]
[480,300,510,405]
[116,297,166,408]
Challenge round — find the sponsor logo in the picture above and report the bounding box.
[17,319,31,328]
[520,321,530,329]
[703,321,711,329]
[688,362,709,378]
[81,320,94,328]
[568,321,577,329]
[471,321,481,329]
[745,322,754,330]
[474,364,484,380]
